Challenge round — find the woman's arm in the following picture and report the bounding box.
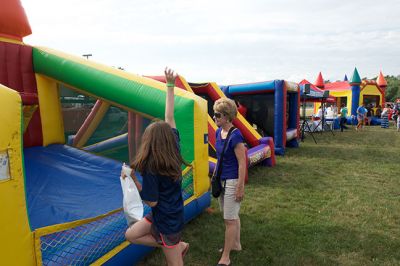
[164,67,178,129]
[234,143,246,202]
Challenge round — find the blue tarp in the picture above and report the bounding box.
[24,144,123,230]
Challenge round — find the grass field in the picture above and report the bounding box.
[138,126,400,266]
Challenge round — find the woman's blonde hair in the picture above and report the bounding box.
[213,98,238,122]
[131,121,187,181]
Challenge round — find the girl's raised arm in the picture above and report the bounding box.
[164,67,178,129]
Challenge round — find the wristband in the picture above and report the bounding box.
[166,82,174,87]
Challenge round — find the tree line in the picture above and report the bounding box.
[382,75,400,102]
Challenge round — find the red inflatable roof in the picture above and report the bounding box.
[314,72,325,88]
[0,0,32,41]
[376,71,387,87]
[324,81,351,91]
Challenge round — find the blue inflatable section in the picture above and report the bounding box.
[24,144,124,230]
[351,85,360,117]
[224,80,299,155]
[24,144,210,265]
[226,81,276,95]
[274,80,284,155]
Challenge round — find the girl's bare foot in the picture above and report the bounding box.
[181,242,189,258]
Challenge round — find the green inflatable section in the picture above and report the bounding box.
[32,47,195,162]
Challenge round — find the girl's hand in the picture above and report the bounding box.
[164,67,178,86]
[121,170,127,179]
[164,67,177,128]
[235,184,244,202]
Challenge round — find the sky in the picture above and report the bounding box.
[22,0,400,85]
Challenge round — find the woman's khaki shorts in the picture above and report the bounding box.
[219,179,241,220]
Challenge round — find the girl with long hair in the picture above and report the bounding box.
[123,68,189,266]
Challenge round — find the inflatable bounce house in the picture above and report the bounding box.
[0,0,210,265]
[147,75,277,176]
[220,81,300,155]
[313,68,387,125]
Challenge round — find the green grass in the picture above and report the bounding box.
[137,126,400,266]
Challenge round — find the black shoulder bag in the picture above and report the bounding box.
[211,127,235,198]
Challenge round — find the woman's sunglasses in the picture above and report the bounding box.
[214,112,224,119]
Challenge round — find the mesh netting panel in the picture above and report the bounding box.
[181,167,194,200]
[40,210,127,265]
[39,167,194,265]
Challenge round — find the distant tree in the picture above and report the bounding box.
[385,75,400,102]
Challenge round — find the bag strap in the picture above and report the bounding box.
[215,126,236,180]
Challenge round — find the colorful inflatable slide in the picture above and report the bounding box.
[0,1,210,265]
[221,81,300,155]
[148,75,277,174]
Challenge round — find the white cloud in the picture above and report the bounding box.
[22,0,400,84]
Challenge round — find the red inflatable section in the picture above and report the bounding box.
[0,0,32,41]
[0,41,43,147]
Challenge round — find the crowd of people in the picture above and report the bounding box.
[320,101,400,132]
[354,102,400,131]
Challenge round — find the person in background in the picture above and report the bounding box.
[375,104,382,117]
[392,103,399,125]
[339,103,348,132]
[356,102,367,131]
[213,98,246,266]
[388,104,394,122]
[365,103,374,126]
[393,103,400,131]
[381,103,390,129]
[124,68,189,266]
[332,103,338,116]
[316,106,323,119]
[326,104,332,114]
[313,106,323,131]
[397,112,400,132]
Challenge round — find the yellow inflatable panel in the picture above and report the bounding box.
[36,74,65,146]
[191,94,209,196]
[0,84,35,265]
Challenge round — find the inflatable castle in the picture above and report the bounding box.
[0,0,210,265]
[312,68,387,124]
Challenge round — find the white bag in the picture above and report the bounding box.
[120,164,144,225]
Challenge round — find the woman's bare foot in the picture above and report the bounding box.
[218,245,242,253]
